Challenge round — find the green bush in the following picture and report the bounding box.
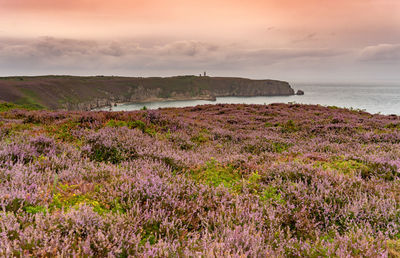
[0,102,43,112]
[106,119,155,135]
[190,159,242,192]
[260,186,286,205]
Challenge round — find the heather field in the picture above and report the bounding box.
[0,103,399,257]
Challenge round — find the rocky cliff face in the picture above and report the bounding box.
[67,87,217,111]
[0,76,295,110]
[209,79,294,97]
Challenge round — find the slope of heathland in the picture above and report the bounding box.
[0,103,399,256]
[0,75,295,110]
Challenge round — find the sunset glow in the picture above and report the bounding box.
[0,0,399,81]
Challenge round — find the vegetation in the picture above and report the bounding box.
[0,101,43,112]
[0,103,399,256]
[0,75,293,110]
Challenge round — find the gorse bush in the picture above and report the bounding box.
[0,103,399,256]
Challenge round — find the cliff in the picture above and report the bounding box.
[0,75,295,110]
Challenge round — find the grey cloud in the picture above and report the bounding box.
[0,37,353,77]
[34,38,97,56]
[359,44,400,63]
[227,48,347,66]
[99,42,126,57]
[156,41,220,57]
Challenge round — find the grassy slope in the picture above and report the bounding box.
[0,75,292,110]
[0,101,44,112]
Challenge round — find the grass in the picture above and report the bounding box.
[105,119,156,135]
[260,186,286,205]
[0,102,43,112]
[190,159,243,192]
[314,157,370,175]
[314,156,398,180]
[24,183,125,216]
[265,120,300,133]
[16,89,45,110]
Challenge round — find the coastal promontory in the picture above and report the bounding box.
[0,75,295,110]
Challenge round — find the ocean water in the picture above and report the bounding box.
[107,83,400,115]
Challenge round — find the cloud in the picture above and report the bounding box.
[156,41,220,57]
[359,44,400,63]
[230,47,345,63]
[0,37,347,72]
[0,36,364,82]
[0,37,398,82]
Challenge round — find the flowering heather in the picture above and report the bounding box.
[0,103,399,257]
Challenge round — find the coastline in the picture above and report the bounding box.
[90,92,303,111]
[0,75,295,111]
[91,95,217,111]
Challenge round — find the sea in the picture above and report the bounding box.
[106,83,400,115]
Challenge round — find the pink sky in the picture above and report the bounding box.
[0,0,399,82]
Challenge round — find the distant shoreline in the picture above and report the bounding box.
[0,75,295,110]
[92,95,218,110]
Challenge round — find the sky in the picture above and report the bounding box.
[0,0,399,83]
